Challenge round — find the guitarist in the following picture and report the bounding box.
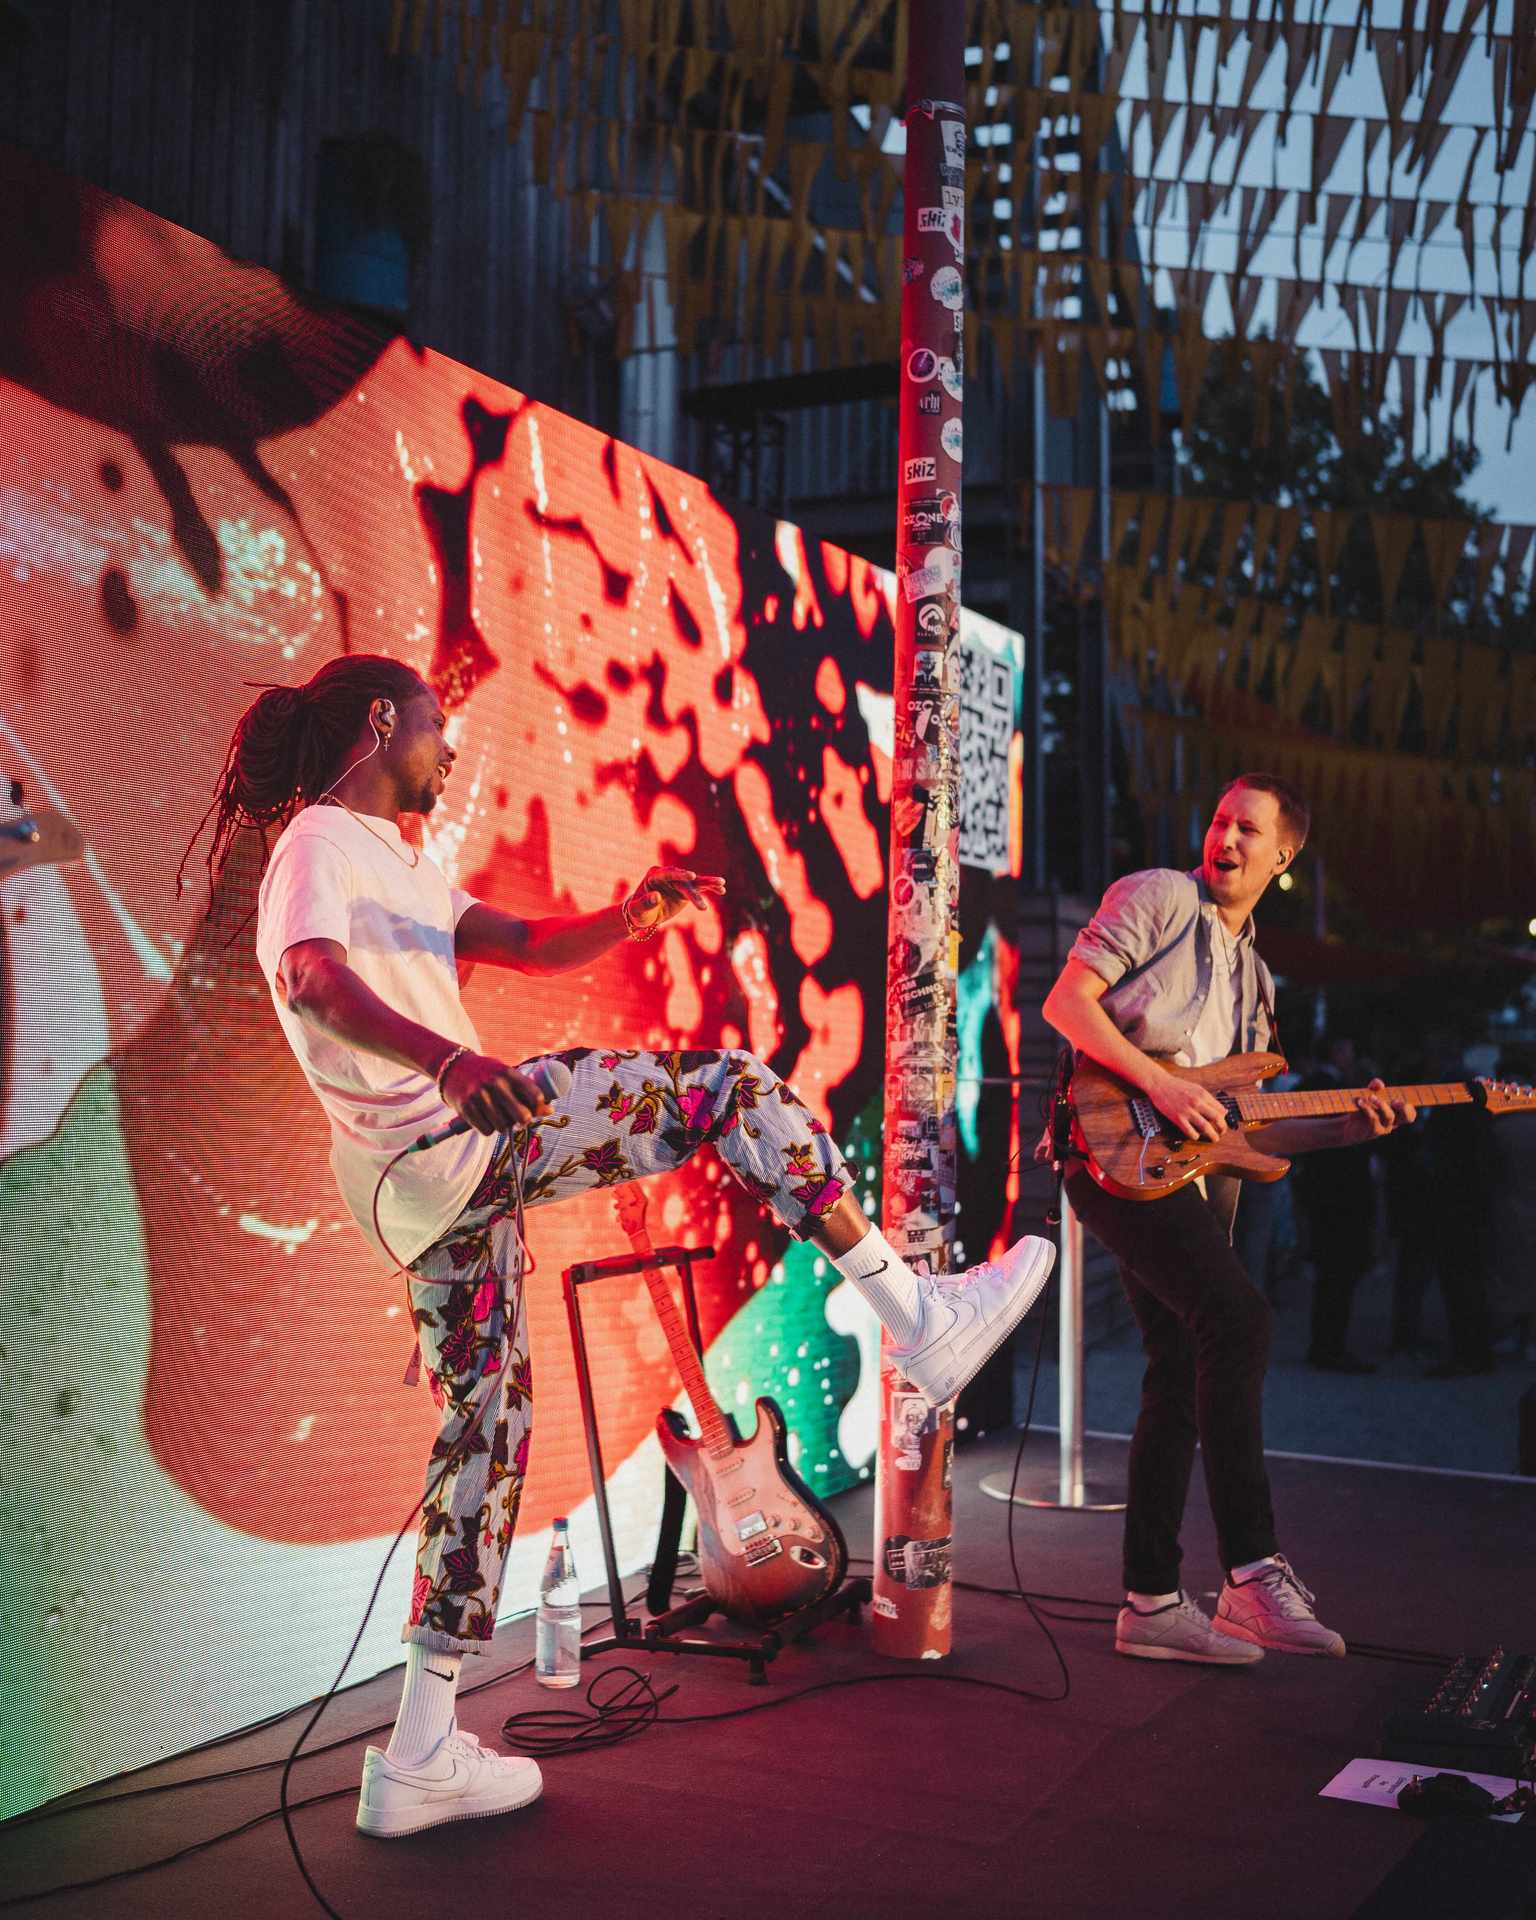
[1041,774,1413,1667]
[186,654,1055,1838]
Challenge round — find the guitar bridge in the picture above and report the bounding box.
[744,1536,783,1567]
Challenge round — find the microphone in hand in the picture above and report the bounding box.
[407,1057,573,1154]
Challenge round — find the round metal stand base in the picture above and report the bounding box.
[979,1471,1126,1513]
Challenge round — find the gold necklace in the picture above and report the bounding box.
[318,794,420,868]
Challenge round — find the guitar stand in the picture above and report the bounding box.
[562,1244,872,1684]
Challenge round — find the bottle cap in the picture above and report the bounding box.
[553,1516,568,1529]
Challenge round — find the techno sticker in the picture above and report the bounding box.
[903,455,937,484]
[941,417,963,463]
[906,346,938,382]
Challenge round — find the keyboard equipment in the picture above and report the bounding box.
[1380,1648,1536,1775]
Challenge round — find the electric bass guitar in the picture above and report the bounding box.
[611,1186,847,1625]
[1070,1049,1536,1202]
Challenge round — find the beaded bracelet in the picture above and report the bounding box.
[621,890,659,942]
[434,1044,470,1097]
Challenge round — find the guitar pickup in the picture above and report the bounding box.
[736,1512,768,1540]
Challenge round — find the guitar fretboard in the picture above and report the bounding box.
[619,1222,735,1458]
[1235,1082,1476,1123]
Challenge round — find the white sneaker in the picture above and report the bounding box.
[1115,1592,1264,1665]
[1212,1556,1346,1658]
[889,1234,1055,1404]
[356,1723,543,1838]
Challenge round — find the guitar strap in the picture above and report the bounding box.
[1252,944,1282,1058]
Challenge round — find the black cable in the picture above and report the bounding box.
[499,1657,1104,1765]
[0,1621,615,1842]
[1,1108,1480,1911]
[275,1140,538,1919]
[0,1789,357,1912]
[502,1664,679,1756]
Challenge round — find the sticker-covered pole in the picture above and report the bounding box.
[873,0,966,1661]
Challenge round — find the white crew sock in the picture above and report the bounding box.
[387,1642,463,1765]
[1230,1555,1281,1583]
[1126,1589,1180,1611]
[829,1225,926,1346]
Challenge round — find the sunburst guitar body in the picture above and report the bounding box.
[1070,1049,1536,1201]
[612,1187,847,1625]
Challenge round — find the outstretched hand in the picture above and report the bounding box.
[624,865,726,936]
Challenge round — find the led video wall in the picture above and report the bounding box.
[0,144,1022,1814]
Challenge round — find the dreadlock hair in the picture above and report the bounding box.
[177,652,427,902]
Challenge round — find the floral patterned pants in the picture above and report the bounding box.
[401,1045,851,1654]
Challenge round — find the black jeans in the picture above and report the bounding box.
[1066,1167,1279,1594]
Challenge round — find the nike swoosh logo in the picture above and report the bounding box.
[863,1259,889,1277]
[410,1755,475,1796]
[426,1667,456,1682]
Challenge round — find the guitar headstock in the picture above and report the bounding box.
[612,1185,650,1241]
[0,780,83,883]
[1478,1078,1536,1117]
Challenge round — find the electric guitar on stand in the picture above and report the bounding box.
[611,1186,847,1625]
[1070,1049,1536,1201]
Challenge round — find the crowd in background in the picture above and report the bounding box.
[1234,1033,1536,1379]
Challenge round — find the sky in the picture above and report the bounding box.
[930,0,1533,532]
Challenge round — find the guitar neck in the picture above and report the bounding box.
[1236,1082,1477,1123]
[623,1232,735,1457]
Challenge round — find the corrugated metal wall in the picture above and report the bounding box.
[1,0,600,422]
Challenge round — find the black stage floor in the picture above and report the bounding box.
[5,1431,1533,1920]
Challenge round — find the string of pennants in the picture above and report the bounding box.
[1120,702,1536,926]
[385,0,1536,913]
[389,0,1536,444]
[1104,567,1536,765]
[1031,481,1536,627]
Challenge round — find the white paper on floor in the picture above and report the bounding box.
[1320,1756,1525,1822]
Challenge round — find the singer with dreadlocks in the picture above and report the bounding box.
[185,653,1053,1838]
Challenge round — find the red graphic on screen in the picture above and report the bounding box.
[0,149,1015,1544]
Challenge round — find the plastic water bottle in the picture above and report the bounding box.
[535,1517,582,1689]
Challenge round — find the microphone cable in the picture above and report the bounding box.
[278,1119,542,1920]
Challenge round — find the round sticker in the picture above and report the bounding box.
[939,357,963,403]
[906,347,938,383]
[941,417,963,462]
[929,264,964,311]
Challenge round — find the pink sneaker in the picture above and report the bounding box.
[1212,1557,1346,1658]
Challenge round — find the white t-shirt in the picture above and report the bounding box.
[255,805,495,1269]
